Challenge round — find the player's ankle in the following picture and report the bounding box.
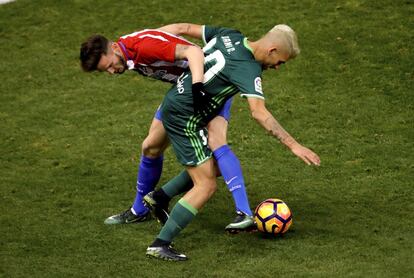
[150,238,170,247]
[153,189,171,206]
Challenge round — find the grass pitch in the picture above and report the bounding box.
[1,0,413,277]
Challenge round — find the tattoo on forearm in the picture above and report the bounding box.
[264,116,293,145]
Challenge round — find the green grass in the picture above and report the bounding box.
[1,0,413,277]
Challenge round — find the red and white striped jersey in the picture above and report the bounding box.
[117,29,195,83]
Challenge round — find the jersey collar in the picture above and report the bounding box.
[117,41,135,70]
[243,37,254,54]
[117,41,131,60]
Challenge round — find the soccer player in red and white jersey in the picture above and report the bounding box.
[106,29,199,82]
[80,26,256,232]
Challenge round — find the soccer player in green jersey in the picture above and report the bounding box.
[145,23,321,261]
[80,25,256,232]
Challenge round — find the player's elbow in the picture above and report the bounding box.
[188,44,203,52]
[251,109,270,128]
[185,45,204,60]
[249,101,269,123]
[247,97,267,122]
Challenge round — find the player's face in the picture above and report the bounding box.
[262,49,290,71]
[96,44,127,74]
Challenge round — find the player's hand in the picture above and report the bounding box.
[192,82,219,119]
[192,82,209,115]
[290,143,321,166]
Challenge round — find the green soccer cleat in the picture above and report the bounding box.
[104,208,150,225]
[143,191,169,225]
[146,245,188,261]
[225,211,257,234]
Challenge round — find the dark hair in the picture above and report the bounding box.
[80,35,109,72]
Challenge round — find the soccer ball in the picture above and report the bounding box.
[254,198,292,235]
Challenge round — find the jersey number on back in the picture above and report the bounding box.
[203,38,226,84]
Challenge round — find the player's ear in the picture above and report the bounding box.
[110,42,119,54]
[268,47,278,56]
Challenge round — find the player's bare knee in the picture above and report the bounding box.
[141,138,163,158]
[207,118,228,151]
[208,132,227,151]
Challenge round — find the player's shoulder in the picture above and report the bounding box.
[204,25,242,36]
[118,29,169,40]
[118,28,193,46]
[203,25,243,43]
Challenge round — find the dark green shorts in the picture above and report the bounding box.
[160,73,212,166]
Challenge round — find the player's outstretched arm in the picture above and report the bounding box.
[247,97,321,166]
[158,23,203,39]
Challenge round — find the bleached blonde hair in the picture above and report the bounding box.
[268,24,300,58]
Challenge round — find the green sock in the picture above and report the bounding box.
[157,198,198,242]
[162,170,193,198]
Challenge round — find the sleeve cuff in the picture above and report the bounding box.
[202,25,207,45]
[240,94,265,100]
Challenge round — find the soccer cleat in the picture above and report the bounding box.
[143,191,169,225]
[146,245,188,261]
[225,211,257,234]
[104,208,150,225]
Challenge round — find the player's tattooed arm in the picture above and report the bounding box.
[246,97,294,145]
[263,116,297,147]
[247,97,321,165]
[175,44,204,84]
[158,23,203,39]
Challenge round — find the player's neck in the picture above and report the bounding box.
[247,40,261,61]
[112,42,127,62]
